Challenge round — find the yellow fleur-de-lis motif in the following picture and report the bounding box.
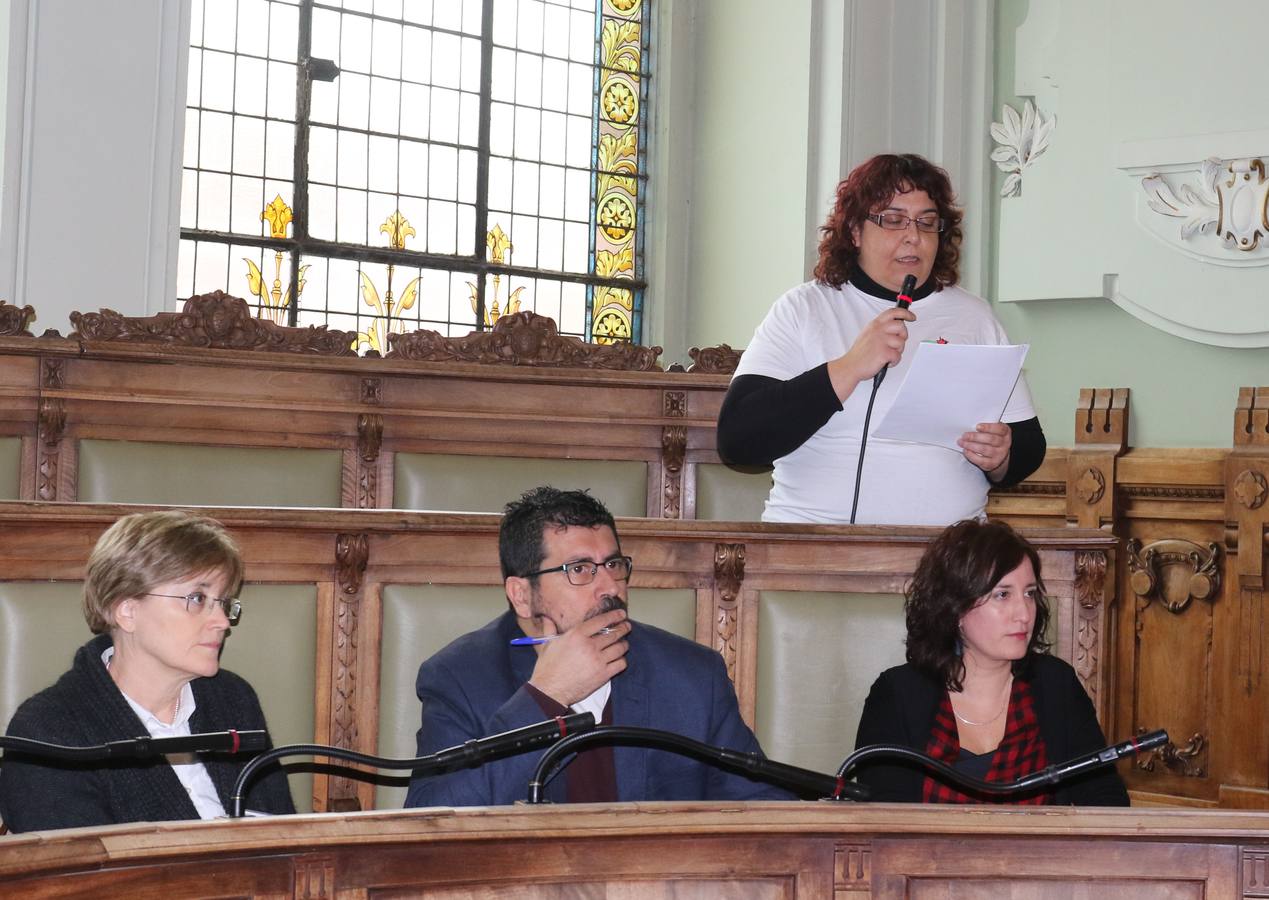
[261,194,293,239]
[380,210,416,250]
[467,225,525,327]
[486,224,512,264]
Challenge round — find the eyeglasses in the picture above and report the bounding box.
[145,591,242,624]
[523,556,634,586]
[866,212,945,233]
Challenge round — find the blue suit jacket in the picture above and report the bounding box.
[404,611,792,806]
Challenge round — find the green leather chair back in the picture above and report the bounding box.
[695,463,770,521]
[755,590,908,776]
[393,453,648,516]
[0,437,19,500]
[78,440,342,507]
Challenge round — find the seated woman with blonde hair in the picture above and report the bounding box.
[854,519,1128,805]
[0,511,294,831]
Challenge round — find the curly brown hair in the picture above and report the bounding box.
[904,519,1050,691]
[813,153,963,289]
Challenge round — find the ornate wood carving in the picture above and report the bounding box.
[293,855,337,900]
[330,532,368,809]
[1127,538,1221,613]
[357,413,383,464]
[0,299,35,337]
[713,542,745,683]
[1067,387,1128,528]
[354,414,384,509]
[663,389,686,418]
[1075,467,1106,505]
[1245,847,1269,898]
[1073,550,1105,709]
[36,398,67,502]
[386,311,663,370]
[68,291,358,356]
[835,841,872,891]
[1135,730,1206,778]
[997,482,1065,496]
[41,357,64,389]
[1234,469,1268,509]
[661,425,686,519]
[360,377,382,405]
[687,343,742,374]
[1123,485,1224,500]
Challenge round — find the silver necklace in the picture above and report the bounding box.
[952,677,1012,727]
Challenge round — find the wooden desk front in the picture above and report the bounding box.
[2,803,1266,898]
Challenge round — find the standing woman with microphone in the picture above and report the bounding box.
[717,153,1045,525]
[0,511,294,832]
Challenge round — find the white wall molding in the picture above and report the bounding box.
[0,0,188,331]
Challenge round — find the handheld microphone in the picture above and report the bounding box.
[850,273,918,524]
[0,730,268,762]
[871,273,917,389]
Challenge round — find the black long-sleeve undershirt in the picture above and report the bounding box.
[716,372,1046,489]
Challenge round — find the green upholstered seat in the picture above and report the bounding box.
[755,591,908,776]
[78,440,342,507]
[695,463,771,521]
[393,453,648,516]
[0,438,19,500]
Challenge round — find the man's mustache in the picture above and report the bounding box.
[589,594,627,617]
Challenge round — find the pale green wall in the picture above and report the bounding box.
[684,1,813,351]
[991,1,1269,448]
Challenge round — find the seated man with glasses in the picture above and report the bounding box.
[718,153,1045,526]
[404,486,790,807]
[0,511,293,832]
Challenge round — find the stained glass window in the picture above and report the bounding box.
[177,0,650,353]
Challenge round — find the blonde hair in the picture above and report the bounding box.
[83,511,244,634]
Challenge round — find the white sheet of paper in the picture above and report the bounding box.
[872,343,1029,450]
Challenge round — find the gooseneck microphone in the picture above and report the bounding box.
[849,273,918,524]
[837,729,1168,798]
[525,725,869,803]
[230,711,595,817]
[0,730,268,761]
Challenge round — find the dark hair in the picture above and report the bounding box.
[813,153,963,289]
[499,486,617,580]
[904,519,1050,691]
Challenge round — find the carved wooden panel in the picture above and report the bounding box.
[69,291,358,355]
[330,532,369,811]
[386,311,663,370]
[712,543,745,685]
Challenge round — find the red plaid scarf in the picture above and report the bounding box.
[921,675,1053,805]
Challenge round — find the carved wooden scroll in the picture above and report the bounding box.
[0,299,36,336]
[712,542,745,684]
[1127,538,1221,614]
[1227,387,1269,694]
[1073,550,1107,719]
[660,389,687,519]
[68,291,358,356]
[36,398,67,501]
[330,532,369,811]
[1067,388,1129,529]
[386,311,663,370]
[1135,730,1206,778]
[348,413,384,509]
[687,343,742,374]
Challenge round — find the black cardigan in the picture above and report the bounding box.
[853,655,1129,806]
[0,633,295,832]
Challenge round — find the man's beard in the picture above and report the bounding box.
[527,590,627,626]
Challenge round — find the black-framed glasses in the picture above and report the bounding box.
[145,592,242,624]
[866,212,945,233]
[523,556,634,586]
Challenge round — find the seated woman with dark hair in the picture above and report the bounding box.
[854,519,1128,805]
[0,511,294,832]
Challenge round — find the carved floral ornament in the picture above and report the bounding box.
[1074,467,1105,505]
[1126,538,1221,614]
[1233,469,1267,510]
[990,100,1056,198]
[1142,157,1269,259]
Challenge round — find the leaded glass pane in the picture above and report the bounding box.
[178,0,650,350]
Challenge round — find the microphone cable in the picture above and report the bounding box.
[849,274,916,524]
